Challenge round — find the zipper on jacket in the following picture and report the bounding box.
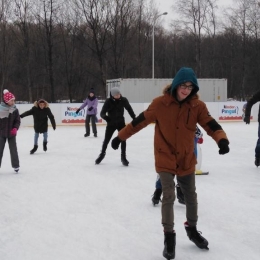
[186,108,190,124]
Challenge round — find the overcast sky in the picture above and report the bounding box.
[156,0,234,30]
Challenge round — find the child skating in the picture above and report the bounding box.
[20,98,56,154]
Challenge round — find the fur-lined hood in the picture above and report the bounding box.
[33,99,49,108]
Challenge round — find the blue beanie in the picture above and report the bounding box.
[171,67,199,96]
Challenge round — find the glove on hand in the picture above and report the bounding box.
[88,107,93,111]
[111,136,122,150]
[218,139,230,155]
[53,126,56,130]
[10,128,17,136]
[197,137,203,144]
[20,115,24,119]
[105,116,111,122]
[76,109,80,114]
[244,115,250,124]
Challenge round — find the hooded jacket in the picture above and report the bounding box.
[20,99,56,133]
[117,67,229,176]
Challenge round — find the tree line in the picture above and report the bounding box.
[0,0,259,103]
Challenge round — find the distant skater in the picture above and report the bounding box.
[20,98,56,154]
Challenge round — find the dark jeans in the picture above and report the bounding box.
[255,122,260,157]
[85,114,97,135]
[159,172,197,232]
[0,136,20,168]
[100,123,126,154]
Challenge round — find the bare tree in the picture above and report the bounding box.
[13,0,34,102]
[173,0,218,76]
[73,0,113,97]
[0,0,13,96]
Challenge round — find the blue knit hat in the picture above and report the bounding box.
[171,67,199,97]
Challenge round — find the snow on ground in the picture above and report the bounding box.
[0,122,259,260]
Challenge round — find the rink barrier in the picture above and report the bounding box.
[16,101,259,127]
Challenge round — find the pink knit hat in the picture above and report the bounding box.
[3,89,15,103]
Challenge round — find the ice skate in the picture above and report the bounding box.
[163,231,176,259]
[30,145,38,154]
[184,221,209,250]
[95,152,106,164]
[152,188,162,205]
[43,142,47,152]
[121,153,129,166]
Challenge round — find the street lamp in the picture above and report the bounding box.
[152,12,168,79]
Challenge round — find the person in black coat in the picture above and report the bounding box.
[244,90,260,166]
[95,87,136,166]
[20,98,56,154]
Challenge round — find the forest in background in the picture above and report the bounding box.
[0,0,259,102]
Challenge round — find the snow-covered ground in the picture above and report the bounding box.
[0,122,259,260]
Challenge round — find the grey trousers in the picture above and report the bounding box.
[0,136,20,168]
[159,172,198,232]
[85,115,97,135]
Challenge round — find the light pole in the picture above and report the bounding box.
[152,12,168,79]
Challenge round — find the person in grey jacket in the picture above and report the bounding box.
[244,90,260,166]
[76,88,98,137]
[0,89,20,173]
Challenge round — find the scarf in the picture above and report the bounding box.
[0,102,17,119]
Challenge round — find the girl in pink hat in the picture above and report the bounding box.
[0,89,20,173]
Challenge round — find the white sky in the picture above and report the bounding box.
[0,122,259,260]
[156,0,234,30]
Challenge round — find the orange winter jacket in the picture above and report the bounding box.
[118,88,228,176]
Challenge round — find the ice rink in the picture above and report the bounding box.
[0,122,259,260]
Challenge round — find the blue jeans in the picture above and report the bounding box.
[34,132,48,145]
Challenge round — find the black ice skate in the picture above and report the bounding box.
[30,145,38,154]
[94,133,97,137]
[84,133,90,137]
[176,184,185,205]
[163,231,176,260]
[14,167,19,173]
[95,152,106,164]
[121,153,129,166]
[43,142,47,152]
[184,221,209,250]
[255,157,260,167]
[152,188,162,205]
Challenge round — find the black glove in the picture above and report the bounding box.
[76,109,80,114]
[20,115,24,118]
[111,136,122,150]
[53,126,56,130]
[88,107,93,111]
[218,139,230,155]
[244,115,250,124]
[105,116,111,122]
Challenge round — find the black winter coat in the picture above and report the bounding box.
[20,103,56,133]
[100,95,135,126]
[245,90,260,122]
